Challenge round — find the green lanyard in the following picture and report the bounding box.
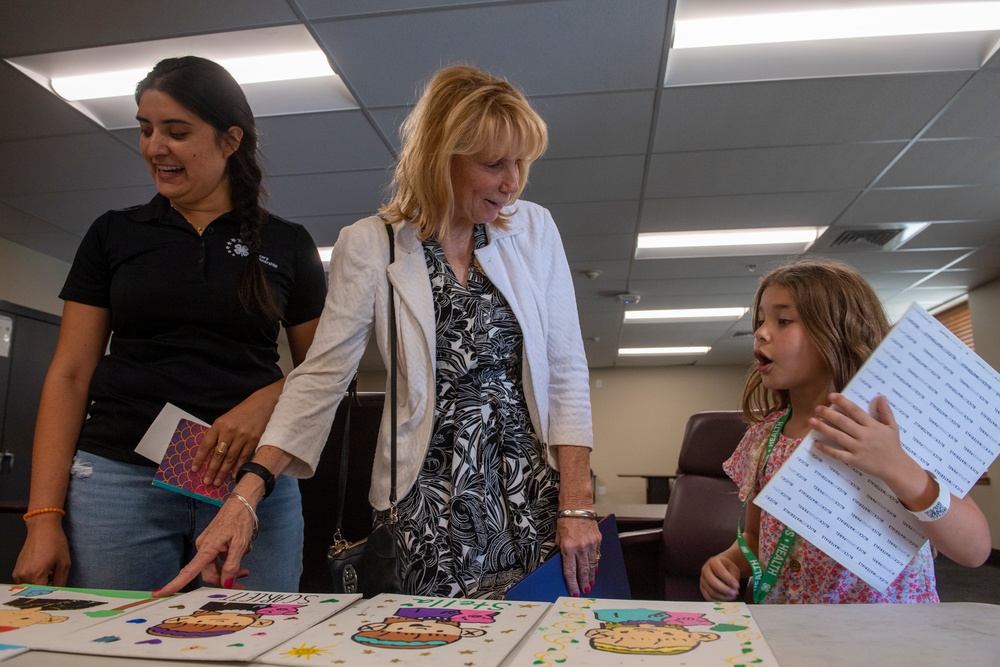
[737,407,797,604]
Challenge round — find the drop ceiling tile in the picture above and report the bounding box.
[265,170,388,218]
[297,0,503,20]
[0,134,147,196]
[567,259,630,283]
[877,138,1000,187]
[294,213,368,248]
[640,191,858,232]
[525,155,645,203]
[0,200,50,235]
[532,90,655,159]
[4,228,82,262]
[925,68,1000,138]
[0,0,299,56]
[656,71,968,152]
[258,111,394,175]
[312,0,668,106]
[899,220,1000,250]
[560,233,635,262]
[821,248,969,273]
[3,185,155,234]
[0,63,99,140]
[646,143,905,198]
[841,185,1000,225]
[631,254,796,281]
[546,200,640,236]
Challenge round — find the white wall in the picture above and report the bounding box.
[0,238,70,316]
[588,365,747,504]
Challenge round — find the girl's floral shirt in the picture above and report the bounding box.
[723,409,939,603]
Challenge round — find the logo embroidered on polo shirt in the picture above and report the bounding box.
[225,237,279,269]
[226,238,250,257]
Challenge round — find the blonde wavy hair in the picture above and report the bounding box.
[379,64,548,240]
[741,258,890,423]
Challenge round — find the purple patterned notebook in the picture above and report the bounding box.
[152,419,233,506]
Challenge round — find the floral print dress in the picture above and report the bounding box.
[724,409,939,603]
[386,224,560,598]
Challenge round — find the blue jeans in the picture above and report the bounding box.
[64,451,303,592]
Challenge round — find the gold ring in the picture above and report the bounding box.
[216,441,229,456]
[595,553,602,562]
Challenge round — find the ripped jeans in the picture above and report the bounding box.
[64,451,303,592]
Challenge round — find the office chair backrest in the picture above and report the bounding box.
[661,410,748,601]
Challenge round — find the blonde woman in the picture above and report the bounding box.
[161,64,599,599]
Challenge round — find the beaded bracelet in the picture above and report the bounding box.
[23,507,65,522]
[558,509,599,520]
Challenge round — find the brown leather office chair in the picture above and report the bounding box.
[659,410,748,600]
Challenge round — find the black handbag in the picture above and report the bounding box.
[327,222,402,597]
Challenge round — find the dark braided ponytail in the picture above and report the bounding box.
[136,56,282,321]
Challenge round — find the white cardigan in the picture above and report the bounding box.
[261,201,593,510]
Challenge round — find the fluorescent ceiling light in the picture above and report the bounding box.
[619,346,711,356]
[52,51,334,101]
[673,2,1000,49]
[624,307,748,323]
[5,25,357,130]
[635,227,825,260]
[318,247,333,264]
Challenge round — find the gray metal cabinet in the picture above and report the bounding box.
[0,300,60,580]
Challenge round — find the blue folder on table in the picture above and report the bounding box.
[506,514,631,602]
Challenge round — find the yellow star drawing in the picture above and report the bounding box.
[281,644,333,660]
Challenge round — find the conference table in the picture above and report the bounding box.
[8,601,999,666]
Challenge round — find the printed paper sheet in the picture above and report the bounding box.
[505,597,778,665]
[756,303,1000,590]
[259,593,548,666]
[0,584,161,659]
[40,588,360,662]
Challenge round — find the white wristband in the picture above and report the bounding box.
[906,471,951,522]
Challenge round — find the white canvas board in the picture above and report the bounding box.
[134,402,207,462]
[756,303,1000,591]
[505,597,778,665]
[258,593,549,666]
[0,644,28,663]
[40,588,360,662]
[0,583,163,653]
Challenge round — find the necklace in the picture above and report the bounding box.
[169,202,208,235]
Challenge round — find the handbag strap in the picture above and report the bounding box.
[331,221,399,547]
[332,375,359,542]
[384,222,398,511]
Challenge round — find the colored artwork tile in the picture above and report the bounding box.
[258,593,549,666]
[37,589,360,662]
[510,597,779,666]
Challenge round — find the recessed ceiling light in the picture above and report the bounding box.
[618,346,711,356]
[51,51,334,101]
[635,227,825,260]
[624,307,748,323]
[5,25,356,129]
[673,2,1000,49]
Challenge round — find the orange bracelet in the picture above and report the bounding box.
[23,507,66,522]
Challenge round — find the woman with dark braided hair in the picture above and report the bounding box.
[13,56,327,592]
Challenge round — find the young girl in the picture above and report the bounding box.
[700,259,991,604]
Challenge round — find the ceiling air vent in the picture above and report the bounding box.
[733,330,754,338]
[829,228,903,249]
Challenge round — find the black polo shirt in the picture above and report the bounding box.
[61,194,327,466]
